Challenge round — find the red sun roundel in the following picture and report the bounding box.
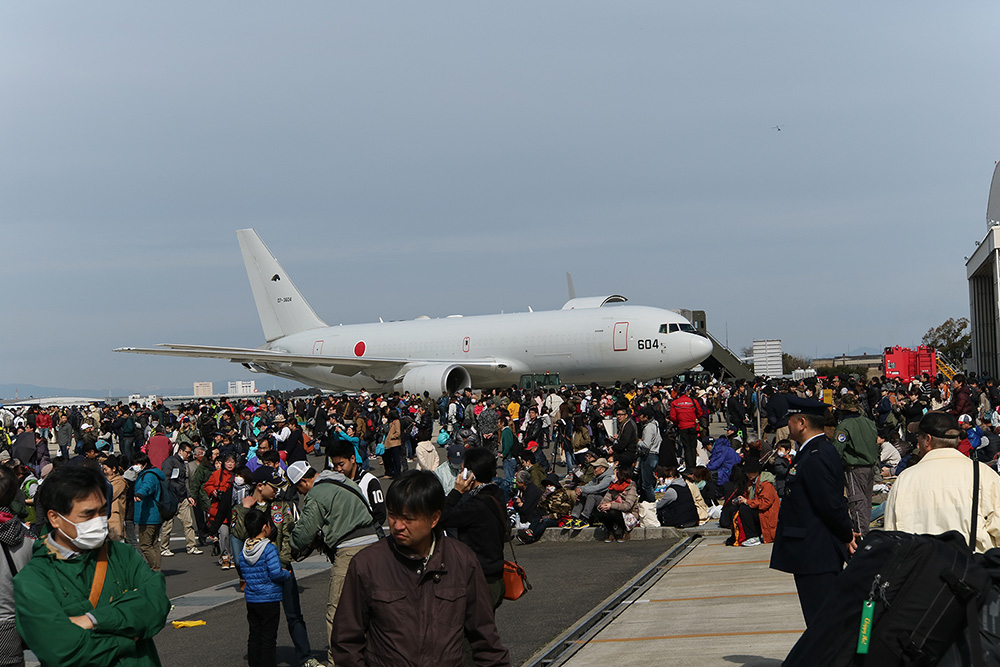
[354,341,366,357]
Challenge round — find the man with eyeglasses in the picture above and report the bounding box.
[609,407,638,464]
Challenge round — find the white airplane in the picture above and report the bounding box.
[115,229,713,395]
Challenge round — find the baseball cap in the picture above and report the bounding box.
[592,458,611,469]
[447,444,465,466]
[251,466,280,486]
[907,411,962,439]
[958,414,973,424]
[286,460,313,485]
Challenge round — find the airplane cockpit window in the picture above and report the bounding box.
[661,323,698,334]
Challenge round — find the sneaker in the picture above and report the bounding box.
[604,537,613,543]
[573,518,587,529]
[616,538,626,543]
[301,660,323,667]
[161,549,175,557]
[741,537,762,547]
[187,547,204,555]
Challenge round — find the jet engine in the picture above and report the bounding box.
[397,364,472,396]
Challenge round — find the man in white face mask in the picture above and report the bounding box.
[13,466,170,666]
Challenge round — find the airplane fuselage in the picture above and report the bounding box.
[256,305,712,392]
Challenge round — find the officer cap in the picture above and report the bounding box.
[786,396,830,417]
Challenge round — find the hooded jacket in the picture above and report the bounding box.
[707,438,742,485]
[14,537,169,667]
[239,538,290,604]
[134,467,165,525]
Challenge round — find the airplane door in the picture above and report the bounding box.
[613,322,628,351]
[313,340,324,355]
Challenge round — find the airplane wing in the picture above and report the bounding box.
[114,343,504,375]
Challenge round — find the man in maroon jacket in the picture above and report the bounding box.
[332,470,510,667]
[145,426,173,470]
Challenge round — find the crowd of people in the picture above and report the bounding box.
[0,367,997,665]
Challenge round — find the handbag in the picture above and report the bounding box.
[502,538,531,601]
[374,436,386,457]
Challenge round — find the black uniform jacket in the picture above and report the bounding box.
[770,434,854,575]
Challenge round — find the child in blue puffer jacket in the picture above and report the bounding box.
[239,509,290,667]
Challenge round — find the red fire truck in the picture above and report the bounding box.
[883,345,938,383]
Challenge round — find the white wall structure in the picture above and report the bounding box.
[193,382,213,397]
[967,163,1000,380]
[228,380,256,394]
[753,339,783,377]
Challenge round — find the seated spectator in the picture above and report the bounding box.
[654,466,699,528]
[877,430,902,477]
[568,458,613,529]
[707,433,742,486]
[686,466,721,506]
[597,466,638,542]
[516,473,575,544]
[729,458,779,547]
[512,470,543,528]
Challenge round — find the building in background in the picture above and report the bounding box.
[193,382,213,397]
[967,162,1000,379]
[228,380,256,394]
[752,339,782,377]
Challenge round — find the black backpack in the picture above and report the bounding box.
[785,459,989,666]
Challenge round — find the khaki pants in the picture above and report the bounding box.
[160,501,198,551]
[137,524,162,572]
[326,544,366,665]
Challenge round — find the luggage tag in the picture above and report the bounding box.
[858,574,888,655]
[857,601,874,654]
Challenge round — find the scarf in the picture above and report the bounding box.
[608,480,629,493]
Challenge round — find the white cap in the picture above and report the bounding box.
[81,423,93,430]
[286,460,313,485]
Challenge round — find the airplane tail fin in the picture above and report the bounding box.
[236,229,328,342]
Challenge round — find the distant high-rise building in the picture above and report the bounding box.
[228,380,256,395]
[193,382,213,397]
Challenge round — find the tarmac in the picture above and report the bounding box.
[537,534,803,667]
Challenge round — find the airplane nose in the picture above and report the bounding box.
[690,334,713,362]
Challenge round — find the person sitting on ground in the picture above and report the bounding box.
[706,431,743,487]
[568,457,613,529]
[877,429,902,478]
[653,466,699,528]
[517,473,575,544]
[512,470,543,529]
[729,458,780,547]
[522,449,547,489]
[597,466,638,543]
[686,465,720,506]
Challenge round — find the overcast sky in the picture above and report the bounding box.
[2,2,998,394]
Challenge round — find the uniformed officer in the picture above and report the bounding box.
[769,396,857,627]
[833,393,879,536]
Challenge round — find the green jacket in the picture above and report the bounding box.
[14,538,169,667]
[834,413,879,467]
[233,498,296,567]
[290,471,375,554]
[189,458,215,513]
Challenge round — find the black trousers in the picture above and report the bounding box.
[247,600,281,667]
[736,504,762,540]
[678,428,698,470]
[793,572,837,627]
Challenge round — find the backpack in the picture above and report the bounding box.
[140,470,179,521]
[455,402,465,422]
[784,530,989,666]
